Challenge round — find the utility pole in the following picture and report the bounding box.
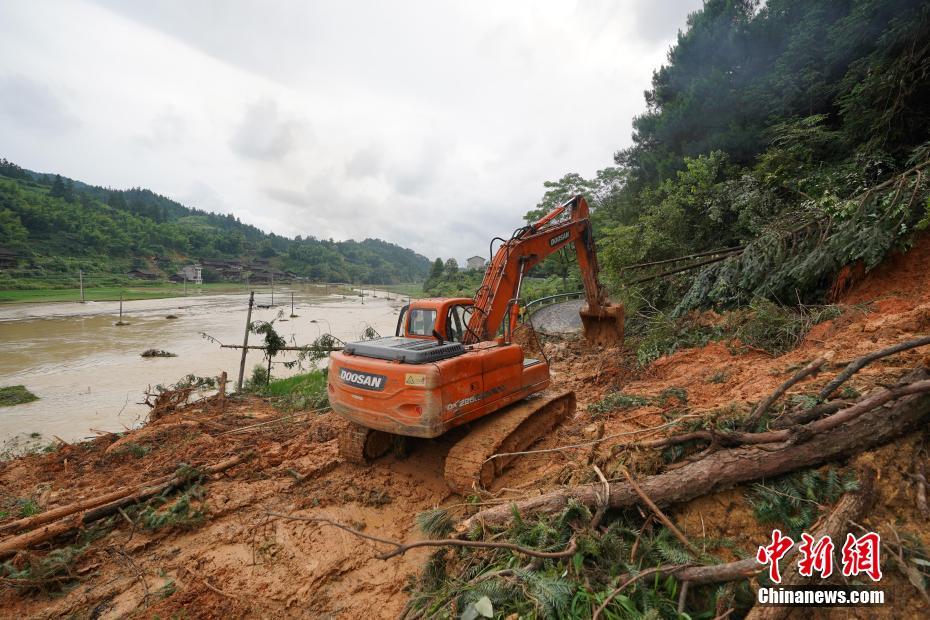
[79,270,85,303]
[290,292,296,318]
[237,292,255,391]
[271,271,274,306]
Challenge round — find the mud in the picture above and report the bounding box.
[2,234,930,618]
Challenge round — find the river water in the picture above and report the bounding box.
[0,288,404,445]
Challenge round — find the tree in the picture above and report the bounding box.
[49,175,67,199]
[424,257,445,291]
[444,258,459,276]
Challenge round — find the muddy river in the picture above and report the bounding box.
[0,288,405,445]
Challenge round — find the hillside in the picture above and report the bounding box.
[0,160,430,288]
[528,0,930,313]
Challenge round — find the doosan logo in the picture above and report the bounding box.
[549,231,570,247]
[339,368,387,391]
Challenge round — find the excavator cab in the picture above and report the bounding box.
[394,298,476,342]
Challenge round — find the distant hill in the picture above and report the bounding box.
[0,158,430,286]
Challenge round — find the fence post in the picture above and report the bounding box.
[236,292,255,391]
[79,270,85,303]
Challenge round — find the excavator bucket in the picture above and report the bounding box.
[580,303,624,347]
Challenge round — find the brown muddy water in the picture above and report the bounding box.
[0,288,405,447]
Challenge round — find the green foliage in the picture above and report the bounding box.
[0,542,88,593]
[631,300,842,367]
[404,501,732,619]
[0,385,38,407]
[587,392,651,416]
[526,1,930,314]
[16,498,41,517]
[115,442,151,459]
[0,166,430,289]
[138,484,208,531]
[747,467,859,538]
[730,300,842,355]
[245,364,269,391]
[416,508,454,540]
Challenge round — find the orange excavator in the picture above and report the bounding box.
[328,195,623,492]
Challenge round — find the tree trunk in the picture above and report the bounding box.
[461,370,929,530]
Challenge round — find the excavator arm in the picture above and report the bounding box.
[464,195,624,346]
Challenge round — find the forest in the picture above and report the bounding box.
[0,161,430,287]
[514,0,930,314]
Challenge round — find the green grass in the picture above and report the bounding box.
[0,281,427,304]
[260,370,330,411]
[366,282,425,298]
[0,385,39,407]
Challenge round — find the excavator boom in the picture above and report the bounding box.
[466,195,623,346]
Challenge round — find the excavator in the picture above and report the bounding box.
[327,195,624,492]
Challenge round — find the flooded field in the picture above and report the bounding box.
[0,288,404,444]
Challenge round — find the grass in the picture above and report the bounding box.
[0,385,38,407]
[0,281,426,304]
[258,370,330,411]
[631,299,844,366]
[365,282,426,298]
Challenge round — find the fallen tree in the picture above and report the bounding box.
[0,452,251,559]
[460,367,929,530]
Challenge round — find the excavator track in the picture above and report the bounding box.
[443,390,576,494]
[338,423,394,464]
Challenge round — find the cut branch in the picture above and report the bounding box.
[817,335,930,401]
[264,511,578,561]
[637,378,930,451]
[743,357,826,430]
[621,467,700,556]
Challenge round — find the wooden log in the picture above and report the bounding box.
[460,371,929,530]
[0,453,251,559]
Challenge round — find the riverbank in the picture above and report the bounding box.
[0,282,422,305]
[0,290,403,445]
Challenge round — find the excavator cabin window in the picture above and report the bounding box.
[446,304,474,342]
[408,308,437,337]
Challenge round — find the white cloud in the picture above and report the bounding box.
[0,0,703,262]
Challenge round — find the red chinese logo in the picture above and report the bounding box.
[841,532,883,582]
[756,530,882,582]
[756,529,794,583]
[797,533,834,578]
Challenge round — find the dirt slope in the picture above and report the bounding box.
[1,234,929,618]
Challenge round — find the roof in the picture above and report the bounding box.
[467,255,485,261]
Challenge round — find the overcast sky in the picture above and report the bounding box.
[0,0,702,261]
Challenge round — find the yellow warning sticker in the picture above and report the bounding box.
[405,373,426,386]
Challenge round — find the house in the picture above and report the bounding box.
[176,264,203,284]
[466,255,487,271]
[199,258,244,279]
[0,247,17,269]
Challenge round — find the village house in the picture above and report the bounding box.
[466,255,487,271]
